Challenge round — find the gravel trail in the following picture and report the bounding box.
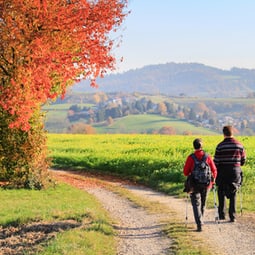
[125,185,255,255]
[53,170,255,255]
[88,188,171,255]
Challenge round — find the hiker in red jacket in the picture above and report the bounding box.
[183,138,217,232]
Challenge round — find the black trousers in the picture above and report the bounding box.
[190,187,208,227]
[217,185,237,220]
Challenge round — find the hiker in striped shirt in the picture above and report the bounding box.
[214,125,246,223]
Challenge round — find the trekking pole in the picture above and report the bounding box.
[212,185,222,232]
[213,185,219,223]
[185,193,189,227]
[239,185,243,216]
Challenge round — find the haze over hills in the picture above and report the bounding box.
[73,62,255,98]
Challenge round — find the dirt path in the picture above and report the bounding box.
[53,170,255,255]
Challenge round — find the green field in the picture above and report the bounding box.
[43,102,219,134]
[43,105,69,133]
[43,103,93,133]
[94,114,219,135]
[47,134,255,212]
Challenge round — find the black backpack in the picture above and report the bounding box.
[190,153,211,187]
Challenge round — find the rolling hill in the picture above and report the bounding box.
[72,62,255,98]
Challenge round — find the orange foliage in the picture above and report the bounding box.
[0,0,128,130]
[68,123,96,134]
[157,102,167,115]
[158,126,176,135]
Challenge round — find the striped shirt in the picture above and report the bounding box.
[214,137,246,167]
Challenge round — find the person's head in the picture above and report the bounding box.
[193,138,202,150]
[223,125,233,137]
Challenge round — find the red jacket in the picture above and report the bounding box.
[183,149,217,189]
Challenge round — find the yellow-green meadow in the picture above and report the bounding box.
[48,134,255,211]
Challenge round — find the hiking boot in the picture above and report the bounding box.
[219,216,225,220]
[230,218,236,223]
[196,225,202,232]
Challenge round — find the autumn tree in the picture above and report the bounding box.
[157,102,167,115]
[193,102,209,114]
[158,126,176,135]
[0,0,128,188]
[67,123,96,134]
[93,92,108,104]
[106,116,114,126]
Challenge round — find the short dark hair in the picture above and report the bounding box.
[193,138,202,149]
[223,126,233,137]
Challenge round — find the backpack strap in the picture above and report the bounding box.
[191,153,198,164]
[191,152,208,162]
[202,153,208,161]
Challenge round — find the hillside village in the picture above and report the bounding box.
[52,91,255,135]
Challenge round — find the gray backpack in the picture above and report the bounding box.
[191,153,211,186]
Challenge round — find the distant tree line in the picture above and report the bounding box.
[66,95,217,127]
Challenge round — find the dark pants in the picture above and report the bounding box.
[217,184,237,220]
[190,187,208,227]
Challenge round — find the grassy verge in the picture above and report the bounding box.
[0,183,116,255]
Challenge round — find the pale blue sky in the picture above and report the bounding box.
[113,0,255,73]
